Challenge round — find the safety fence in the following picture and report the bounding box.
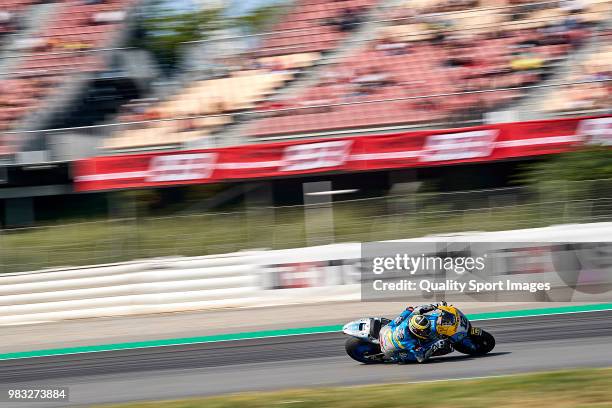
[3,180,612,274]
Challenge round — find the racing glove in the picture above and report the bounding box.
[412,304,438,314]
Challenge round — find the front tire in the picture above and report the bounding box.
[454,329,496,356]
[345,337,381,364]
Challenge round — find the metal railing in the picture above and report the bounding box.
[1,180,612,273]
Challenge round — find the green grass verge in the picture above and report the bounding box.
[99,368,612,408]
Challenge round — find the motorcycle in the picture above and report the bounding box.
[342,304,495,364]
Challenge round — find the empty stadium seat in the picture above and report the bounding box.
[0,0,135,155]
[247,0,605,137]
[103,70,293,149]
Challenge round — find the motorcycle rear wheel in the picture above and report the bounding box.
[345,337,382,364]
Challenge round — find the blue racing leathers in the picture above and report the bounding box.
[379,304,452,363]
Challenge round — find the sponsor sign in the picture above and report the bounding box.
[420,130,498,162]
[74,115,611,191]
[146,153,217,182]
[579,117,612,145]
[281,140,352,171]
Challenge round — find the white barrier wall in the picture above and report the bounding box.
[0,251,265,325]
[1,222,611,325]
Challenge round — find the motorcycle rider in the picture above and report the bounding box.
[379,303,454,363]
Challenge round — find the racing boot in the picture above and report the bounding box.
[415,339,453,363]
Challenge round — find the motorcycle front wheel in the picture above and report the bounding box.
[345,337,382,364]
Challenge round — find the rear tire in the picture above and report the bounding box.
[345,337,381,364]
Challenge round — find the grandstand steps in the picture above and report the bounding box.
[508,25,611,122]
[11,1,148,159]
[264,5,398,100]
[98,23,229,130]
[205,0,406,147]
[113,49,159,92]
[512,32,603,121]
[0,1,61,78]
[15,71,93,154]
[507,8,612,121]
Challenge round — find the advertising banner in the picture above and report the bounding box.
[74,115,611,192]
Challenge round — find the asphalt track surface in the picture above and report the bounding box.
[1,310,611,407]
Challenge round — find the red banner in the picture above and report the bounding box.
[74,115,612,192]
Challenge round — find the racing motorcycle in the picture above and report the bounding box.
[343,304,495,363]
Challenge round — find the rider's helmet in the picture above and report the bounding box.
[408,314,433,340]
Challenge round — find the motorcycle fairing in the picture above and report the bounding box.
[435,305,470,337]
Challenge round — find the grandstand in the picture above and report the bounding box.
[0,0,137,156]
[101,0,381,150]
[0,0,608,155]
[98,0,611,150]
[248,0,610,137]
[0,1,39,39]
